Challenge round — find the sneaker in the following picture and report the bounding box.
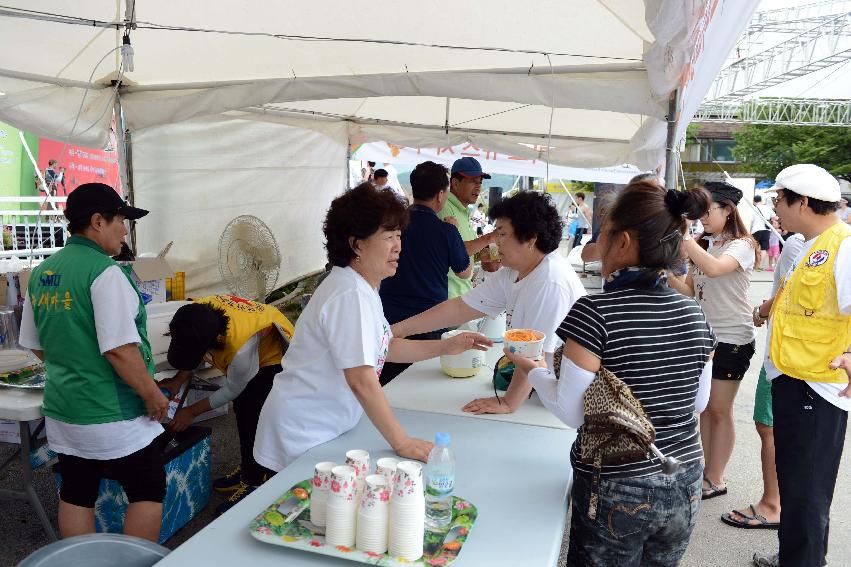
[212,465,242,493]
[215,481,257,515]
[753,551,779,567]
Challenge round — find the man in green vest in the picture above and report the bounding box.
[19,183,168,542]
[440,157,496,298]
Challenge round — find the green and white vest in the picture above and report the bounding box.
[29,235,154,424]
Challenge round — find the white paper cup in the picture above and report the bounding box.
[309,461,336,526]
[503,328,546,360]
[375,457,398,486]
[392,461,424,502]
[325,500,357,547]
[356,508,389,554]
[360,474,390,511]
[328,465,357,505]
[345,449,371,480]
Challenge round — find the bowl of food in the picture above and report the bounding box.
[503,328,545,361]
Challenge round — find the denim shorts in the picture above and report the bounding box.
[566,460,703,567]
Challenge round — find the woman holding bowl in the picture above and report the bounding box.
[254,184,491,474]
[392,191,586,414]
[509,180,716,565]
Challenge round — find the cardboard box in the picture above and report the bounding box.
[0,418,46,445]
[166,374,229,423]
[125,258,175,305]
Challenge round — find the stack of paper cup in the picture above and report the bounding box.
[388,461,425,561]
[325,465,358,547]
[375,457,399,486]
[345,449,371,505]
[356,474,390,554]
[309,461,336,527]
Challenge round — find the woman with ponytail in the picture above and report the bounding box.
[507,181,716,565]
[670,181,757,501]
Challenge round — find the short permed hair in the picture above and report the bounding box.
[324,183,409,267]
[410,161,449,201]
[488,191,563,254]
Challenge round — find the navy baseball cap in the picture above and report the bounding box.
[451,157,491,179]
[65,183,148,223]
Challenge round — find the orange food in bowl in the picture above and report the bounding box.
[504,329,541,342]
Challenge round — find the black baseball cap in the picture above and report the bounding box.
[167,303,222,371]
[65,183,149,224]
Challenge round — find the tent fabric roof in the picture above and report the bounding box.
[0,0,759,170]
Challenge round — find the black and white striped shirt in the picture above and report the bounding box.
[558,287,715,478]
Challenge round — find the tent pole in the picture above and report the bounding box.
[664,90,680,190]
[113,92,137,253]
[346,129,352,191]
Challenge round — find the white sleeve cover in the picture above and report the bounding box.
[694,359,713,413]
[527,357,595,429]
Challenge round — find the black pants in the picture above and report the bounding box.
[234,364,280,485]
[772,375,847,567]
[379,329,446,386]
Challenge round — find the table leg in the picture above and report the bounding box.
[18,421,57,541]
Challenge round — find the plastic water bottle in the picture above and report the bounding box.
[425,432,455,531]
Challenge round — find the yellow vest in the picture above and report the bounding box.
[770,222,851,383]
[193,295,294,374]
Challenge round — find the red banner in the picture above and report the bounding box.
[37,130,120,197]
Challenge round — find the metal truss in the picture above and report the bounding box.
[694,98,851,126]
[708,10,851,101]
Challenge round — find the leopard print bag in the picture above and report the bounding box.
[579,367,657,520]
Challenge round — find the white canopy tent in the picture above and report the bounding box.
[0,0,758,293]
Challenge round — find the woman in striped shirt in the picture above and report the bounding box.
[508,180,716,566]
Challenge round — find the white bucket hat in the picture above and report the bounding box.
[764,164,841,202]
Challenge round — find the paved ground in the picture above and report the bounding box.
[2,271,849,566]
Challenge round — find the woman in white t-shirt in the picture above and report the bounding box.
[253,184,491,472]
[392,191,586,414]
[670,181,757,500]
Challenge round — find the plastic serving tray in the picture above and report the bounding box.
[249,479,478,566]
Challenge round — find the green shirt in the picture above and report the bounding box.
[29,236,154,425]
[439,192,476,298]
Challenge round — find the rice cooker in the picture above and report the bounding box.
[440,330,484,378]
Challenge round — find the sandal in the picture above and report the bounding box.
[702,477,728,500]
[721,504,779,530]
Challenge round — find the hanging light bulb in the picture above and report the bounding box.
[121,34,135,73]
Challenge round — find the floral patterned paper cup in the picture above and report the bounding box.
[309,461,336,526]
[328,465,357,504]
[359,474,390,512]
[375,457,398,486]
[345,449,371,480]
[392,461,424,502]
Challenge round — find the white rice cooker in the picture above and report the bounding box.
[439,329,485,378]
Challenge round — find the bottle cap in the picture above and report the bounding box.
[435,432,450,446]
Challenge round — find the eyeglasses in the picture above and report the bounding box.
[771,191,785,207]
[701,205,723,218]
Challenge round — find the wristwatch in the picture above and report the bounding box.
[753,306,769,324]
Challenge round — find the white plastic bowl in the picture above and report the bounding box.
[503,329,545,361]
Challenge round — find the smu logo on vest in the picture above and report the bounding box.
[38,271,62,287]
[807,249,829,267]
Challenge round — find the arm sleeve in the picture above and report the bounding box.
[722,239,755,271]
[519,282,584,354]
[447,225,471,274]
[18,294,42,350]
[91,266,142,354]
[694,359,713,413]
[527,357,595,428]
[555,296,605,359]
[209,334,260,409]
[322,291,385,370]
[460,270,509,318]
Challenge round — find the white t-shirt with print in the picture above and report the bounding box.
[839,207,851,224]
[765,231,851,411]
[461,251,586,354]
[254,266,392,471]
[691,238,756,346]
[19,265,164,460]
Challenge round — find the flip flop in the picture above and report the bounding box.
[721,504,779,530]
[702,477,728,500]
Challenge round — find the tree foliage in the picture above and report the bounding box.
[732,124,851,180]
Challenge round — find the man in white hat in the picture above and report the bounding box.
[752,164,851,567]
